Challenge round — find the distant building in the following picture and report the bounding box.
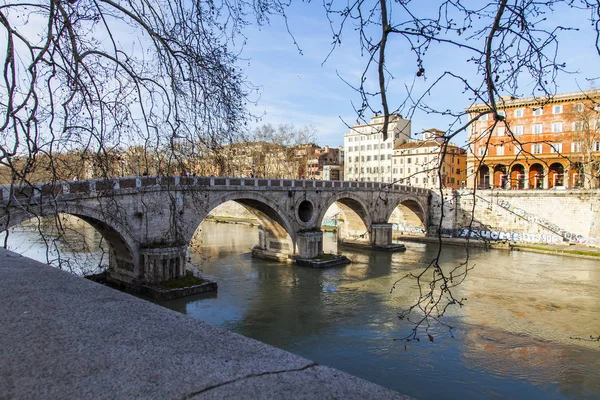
[192,141,345,180]
[466,90,600,189]
[307,146,344,179]
[322,165,344,181]
[343,114,411,182]
[393,129,467,189]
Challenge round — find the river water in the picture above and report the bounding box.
[4,220,600,399]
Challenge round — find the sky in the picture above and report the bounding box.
[234,1,600,148]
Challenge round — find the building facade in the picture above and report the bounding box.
[466,90,600,189]
[393,129,467,189]
[343,114,411,182]
[306,146,344,179]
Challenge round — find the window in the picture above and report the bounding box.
[387,143,392,149]
[387,154,392,160]
[407,168,411,174]
[496,146,504,156]
[456,168,461,174]
[572,142,583,152]
[407,157,412,164]
[366,155,371,161]
[552,122,563,133]
[415,178,419,184]
[367,145,372,150]
[498,110,506,118]
[360,145,365,151]
[477,147,487,156]
[480,114,489,121]
[514,109,524,118]
[572,121,583,131]
[533,108,543,116]
[360,156,364,162]
[354,156,359,162]
[393,168,397,174]
[552,104,563,114]
[575,103,584,112]
[380,143,385,149]
[533,124,543,134]
[550,143,562,153]
[513,125,524,135]
[532,144,543,154]
[594,142,600,151]
[514,145,522,155]
[497,127,505,136]
[366,167,371,173]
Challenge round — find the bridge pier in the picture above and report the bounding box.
[339,223,406,252]
[371,223,393,246]
[252,227,295,263]
[139,245,187,283]
[296,231,323,259]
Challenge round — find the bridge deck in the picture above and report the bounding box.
[0,176,429,202]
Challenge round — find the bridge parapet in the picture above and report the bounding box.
[1,176,430,205]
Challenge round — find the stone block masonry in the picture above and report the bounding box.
[430,189,600,246]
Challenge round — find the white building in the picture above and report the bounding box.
[343,115,411,182]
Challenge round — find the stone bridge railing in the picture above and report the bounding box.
[0,176,430,203]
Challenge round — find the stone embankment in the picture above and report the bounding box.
[0,249,411,400]
[399,235,600,260]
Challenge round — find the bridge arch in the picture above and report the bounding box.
[317,192,373,240]
[385,196,427,235]
[1,204,139,276]
[184,191,297,255]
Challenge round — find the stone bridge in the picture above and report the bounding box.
[0,176,430,284]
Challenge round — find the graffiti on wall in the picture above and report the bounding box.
[392,224,426,234]
[457,228,565,244]
[495,198,589,244]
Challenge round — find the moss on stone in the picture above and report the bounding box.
[154,274,206,289]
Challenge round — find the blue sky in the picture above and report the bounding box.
[236,2,600,148]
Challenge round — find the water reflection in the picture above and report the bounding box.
[176,222,600,399]
[5,218,600,399]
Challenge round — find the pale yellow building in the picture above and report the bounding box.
[392,129,467,189]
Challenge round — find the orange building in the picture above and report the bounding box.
[466,90,600,189]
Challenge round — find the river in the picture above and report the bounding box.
[3,219,600,399]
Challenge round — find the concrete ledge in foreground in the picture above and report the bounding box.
[0,249,411,400]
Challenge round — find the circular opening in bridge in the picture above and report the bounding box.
[298,200,314,223]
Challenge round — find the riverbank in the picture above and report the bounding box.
[0,248,410,399]
[397,235,600,259]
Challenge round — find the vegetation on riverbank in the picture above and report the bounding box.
[154,274,206,289]
[511,244,600,258]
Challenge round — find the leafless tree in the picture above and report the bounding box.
[322,0,600,343]
[0,0,287,266]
